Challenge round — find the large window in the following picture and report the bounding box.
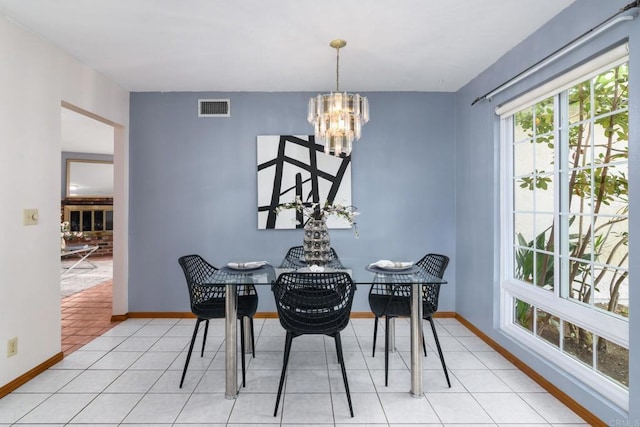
[499,47,629,408]
[63,205,114,235]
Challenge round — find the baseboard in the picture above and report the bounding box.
[0,352,63,399]
[454,314,604,427]
[256,312,279,318]
[128,312,195,318]
[121,311,456,319]
[349,311,455,318]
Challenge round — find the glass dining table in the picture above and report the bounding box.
[211,263,446,399]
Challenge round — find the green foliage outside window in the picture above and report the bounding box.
[512,63,629,384]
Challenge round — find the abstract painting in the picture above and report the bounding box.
[257,135,352,229]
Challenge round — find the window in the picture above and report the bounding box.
[499,47,629,408]
[63,205,114,235]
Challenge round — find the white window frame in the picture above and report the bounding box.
[498,45,630,410]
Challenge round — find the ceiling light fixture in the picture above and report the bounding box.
[308,39,369,157]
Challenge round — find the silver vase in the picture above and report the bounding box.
[303,218,330,267]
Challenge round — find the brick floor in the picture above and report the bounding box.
[60,278,121,355]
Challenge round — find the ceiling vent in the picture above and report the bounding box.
[198,99,230,117]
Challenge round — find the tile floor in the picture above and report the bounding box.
[0,311,590,426]
[61,279,121,355]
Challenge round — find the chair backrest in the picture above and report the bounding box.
[282,245,343,268]
[284,246,305,261]
[273,272,356,335]
[416,253,449,277]
[416,253,449,316]
[178,254,225,317]
[284,245,341,261]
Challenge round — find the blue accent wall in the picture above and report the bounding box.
[128,1,638,419]
[454,0,638,422]
[129,92,456,313]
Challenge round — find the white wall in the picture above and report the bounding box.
[0,16,129,387]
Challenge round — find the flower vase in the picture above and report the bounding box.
[60,237,66,250]
[303,218,330,267]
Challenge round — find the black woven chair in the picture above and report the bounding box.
[368,253,450,387]
[177,254,258,388]
[272,271,356,417]
[279,245,344,269]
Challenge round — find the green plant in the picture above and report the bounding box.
[514,63,629,352]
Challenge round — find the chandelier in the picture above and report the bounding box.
[307,39,369,157]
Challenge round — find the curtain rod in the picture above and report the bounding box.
[471,0,639,106]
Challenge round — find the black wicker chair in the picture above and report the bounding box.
[279,245,344,269]
[368,253,450,387]
[177,254,258,388]
[272,271,356,417]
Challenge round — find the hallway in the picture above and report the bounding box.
[61,279,120,355]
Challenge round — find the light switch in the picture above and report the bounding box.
[23,208,39,225]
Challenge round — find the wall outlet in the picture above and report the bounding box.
[7,337,18,358]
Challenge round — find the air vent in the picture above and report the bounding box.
[198,99,230,117]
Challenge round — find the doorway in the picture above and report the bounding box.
[60,105,119,354]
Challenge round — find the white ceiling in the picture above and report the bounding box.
[1,0,574,93]
[5,0,575,155]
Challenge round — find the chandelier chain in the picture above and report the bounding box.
[335,46,340,92]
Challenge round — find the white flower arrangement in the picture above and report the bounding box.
[274,196,360,237]
[60,221,84,241]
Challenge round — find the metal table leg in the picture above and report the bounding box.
[60,245,99,276]
[243,317,252,354]
[410,282,424,397]
[388,317,396,352]
[225,282,238,399]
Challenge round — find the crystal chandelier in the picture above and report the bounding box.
[307,39,369,157]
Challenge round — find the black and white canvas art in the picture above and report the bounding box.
[257,135,352,229]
